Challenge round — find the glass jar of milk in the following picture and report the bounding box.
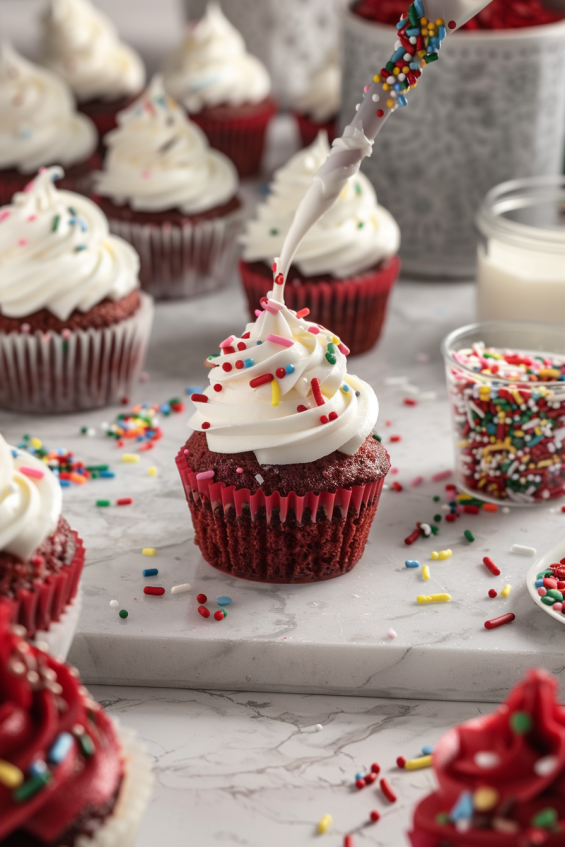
[476,176,565,323]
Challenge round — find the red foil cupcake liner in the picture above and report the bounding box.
[176,449,386,583]
[189,99,278,178]
[0,154,101,207]
[108,208,243,300]
[78,95,140,143]
[239,256,400,356]
[0,292,153,413]
[7,531,85,639]
[293,111,338,148]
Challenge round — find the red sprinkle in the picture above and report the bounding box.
[371,762,381,774]
[484,613,515,630]
[390,435,402,442]
[296,308,310,318]
[320,415,329,424]
[250,373,274,388]
[365,772,377,784]
[214,384,222,392]
[202,422,210,430]
[271,262,277,272]
[191,393,208,403]
[464,505,480,515]
[488,589,497,598]
[405,527,421,546]
[403,398,417,406]
[392,481,403,492]
[370,810,381,823]
[198,605,210,618]
[311,377,325,407]
[396,756,406,768]
[241,331,250,339]
[376,109,384,117]
[483,556,501,576]
[235,360,244,369]
[197,594,207,603]
[380,778,397,803]
[276,367,286,379]
[237,342,247,351]
[448,19,456,28]
[222,362,232,372]
[297,405,308,412]
[355,778,366,790]
[116,497,132,506]
[214,610,225,621]
[445,513,458,523]
[274,273,284,284]
[344,836,355,847]
[329,411,338,421]
[143,586,165,596]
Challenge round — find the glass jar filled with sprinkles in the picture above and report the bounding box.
[442,321,565,506]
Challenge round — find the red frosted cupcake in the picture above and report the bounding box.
[293,50,341,149]
[0,434,84,655]
[239,131,400,356]
[93,76,243,300]
[409,668,565,847]
[176,278,389,583]
[41,0,146,144]
[0,598,153,847]
[163,3,277,177]
[0,44,99,207]
[0,167,153,413]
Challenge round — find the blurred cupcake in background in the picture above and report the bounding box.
[239,132,400,356]
[0,44,98,206]
[163,2,277,177]
[93,76,243,300]
[293,49,341,149]
[41,0,145,143]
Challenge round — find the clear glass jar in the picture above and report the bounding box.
[476,176,565,324]
[441,321,565,506]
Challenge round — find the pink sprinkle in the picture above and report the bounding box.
[62,328,72,339]
[18,466,44,480]
[196,470,215,481]
[431,470,452,482]
[538,587,547,596]
[255,310,262,317]
[266,333,294,348]
[20,323,30,333]
[411,476,424,487]
[42,333,51,344]
[23,181,34,193]
[39,166,46,174]
[219,336,235,349]
[183,448,190,455]
[266,299,285,312]
[27,214,37,222]
[364,84,370,92]
[236,467,243,474]
[18,238,27,247]
[554,602,563,611]
[338,342,350,355]
[390,467,399,475]
[141,170,151,179]
[308,326,320,335]
[0,210,11,222]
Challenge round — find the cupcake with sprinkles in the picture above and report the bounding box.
[0,598,153,847]
[163,2,277,177]
[93,75,242,300]
[0,167,153,413]
[41,0,146,143]
[176,268,390,583]
[0,43,99,207]
[239,131,400,356]
[293,49,341,149]
[0,433,85,656]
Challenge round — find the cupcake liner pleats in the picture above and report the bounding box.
[293,111,338,148]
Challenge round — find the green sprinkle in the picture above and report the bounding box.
[433,496,440,502]
[81,426,88,434]
[207,354,220,360]
[357,221,364,228]
[547,589,563,601]
[463,530,475,543]
[435,812,449,824]
[96,499,111,507]
[372,434,382,442]
[510,711,532,735]
[424,52,439,63]
[86,464,109,472]
[269,228,279,235]
[169,398,181,405]
[531,808,558,829]
[13,772,51,803]
[430,525,439,535]
[354,183,362,195]
[75,245,87,252]
[119,609,128,619]
[542,596,557,606]
[386,61,395,72]
[325,353,336,365]
[52,214,60,232]
[79,732,95,757]
[434,514,442,523]
[327,343,335,354]
[408,3,420,25]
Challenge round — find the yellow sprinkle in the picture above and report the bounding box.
[456,493,472,501]
[0,760,24,788]
[431,551,439,560]
[393,67,400,75]
[122,454,140,463]
[417,593,451,604]
[373,74,381,82]
[271,379,280,408]
[435,17,445,25]
[30,437,42,449]
[317,814,333,834]
[148,466,158,476]
[405,755,432,770]
[539,368,560,380]
[420,15,428,23]
[142,548,156,556]
[382,83,390,91]
[438,549,452,560]
[473,787,499,811]
[501,584,511,597]
[456,439,469,448]
[386,99,394,108]
[422,565,430,581]
[332,335,340,345]
[537,459,553,468]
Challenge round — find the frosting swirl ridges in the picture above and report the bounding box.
[297,50,341,123]
[0,43,96,174]
[95,75,238,214]
[0,167,139,321]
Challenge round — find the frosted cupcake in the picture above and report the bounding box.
[163,2,277,177]
[0,598,153,846]
[0,43,98,207]
[0,433,84,655]
[239,132,401,356]
[294,50,341,148]
[41,0,145,142]
[176,281,390,583]
[93,75,242,300]
[0,167,153,413]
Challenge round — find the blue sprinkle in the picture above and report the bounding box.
[143,568,158,577]
[59,480,71,487]
[406,26,420,35]
[99,471,115,478]
[535,579,544,588]
[422,745,434,755]
[398,95,408,107]
[394,83,402,92]
[438,25,446,40]
[256,340,262,345]
[342,384,350,392]
[391,46,405,62]
[414,0,425,15]
[186,385,203,394]
[426,45,435,53]
[450,791,473,822]
[48,732,74,765]
[29,760,47,777]
[285,364,295,374]
[11,448,18,457]
[355,772,364,780]
[396,17,408,28]
[430,37,440,49]
[160,403,171,414]
[405,560,420,568]
[409,62,421,70]
[355,391,360,397]
[216,596,232,606]
[244,358,254,368]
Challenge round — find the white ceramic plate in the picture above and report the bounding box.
[526,537,565,625]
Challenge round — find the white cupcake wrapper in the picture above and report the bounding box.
[0,292,153,413]
[75,721,154,847]
[33,584,82,661]
[108,207,243,300]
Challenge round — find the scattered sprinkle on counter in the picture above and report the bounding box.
[501,584,512,597]
[405,755,432,770]
[143,586,165,596]
[142,548,156,556]
[317,814,332,834]
[511,544,536,556]
[387,628,397,639]
[484,613,515,629]
[121,454,139,463]
[142,568,158,577]
[119,610,128,619]
[417,593,451,603]
[171,583,191,594]
[109,600,119,608]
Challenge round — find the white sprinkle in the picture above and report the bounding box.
[34,641,49,652]
[109,600,119,608]
[385,376,408,386]
[372,93,380,102]
[502,507,510,514]
[315,724,323,732]
[420,523,431,537]
[387,628,397,639]
[255,473,264,484]
[86,427,96,437]
[419,391,438,401]
[474,751,500,768]
[355,103,360,111]
[511,544,536,556]
[534,755,558,776]
[171,583,192,595]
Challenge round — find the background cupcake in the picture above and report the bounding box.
[0,167,153,413]
[176,287,389,583]
[293,49,341,149]
[93,76,243,300]
[41,0,146,143]
[0,433,84,656]
[239,132,400,356]
[0,43,98,207]
[163,2,277,177]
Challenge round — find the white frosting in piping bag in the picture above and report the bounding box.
[0,43,97,175]
[297,50,341,123]
[0,434,62,561]
[94,76,238,214]
[163,2,271,112]
[42,0,145,102]
[0,167,139,320]
[240,132,399,278]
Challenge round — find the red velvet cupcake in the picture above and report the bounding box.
[293,50,341,149]
[0,598,153,847]
[164,3,277,177]
[176,280,389,583]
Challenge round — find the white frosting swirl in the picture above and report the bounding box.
[240,132,400,278]
[0,43,97,175]
[94,76,238,214]
[42,0,145,103]
[163,2,271,112]
[0,434,62,561]
[188,297,378,465]
[0,167,139,321]
[297,50,341,123]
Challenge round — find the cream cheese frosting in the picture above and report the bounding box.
[94,76,238,214]
[297,50,341,123]
[0,43,97,175]
[188,289,378,465]
[240,131,400,279]
[42,0,145,103]
[163,2,271,113]
[0,434,62,561]
[0,166,139,321]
